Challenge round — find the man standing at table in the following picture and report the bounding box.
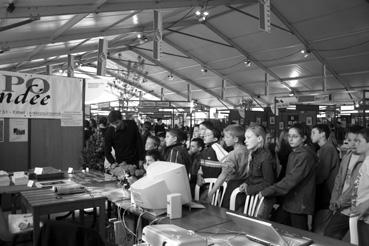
[104,110,145,169]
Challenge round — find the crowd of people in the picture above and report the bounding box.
[83,110,369,245]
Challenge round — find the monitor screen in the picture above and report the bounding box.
[130,161,192,210]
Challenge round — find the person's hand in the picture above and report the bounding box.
[138,160,144,169]
[239,183,247,193]
[110,162,118,169]
[197,175,205,186]
[257,192,264,199]
[329,202,339,213]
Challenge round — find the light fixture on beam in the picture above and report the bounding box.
[200,66,208,73]
[195,8,209,22]
[244,59,251,67]
[167,73,174,80]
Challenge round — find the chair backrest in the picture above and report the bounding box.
[194,178,227,207]
[349,216,358,245]
[229,187,264,217]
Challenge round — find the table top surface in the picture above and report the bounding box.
[117,200,351,246]
[20,189,106,207]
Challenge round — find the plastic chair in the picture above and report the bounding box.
[0,208,33,246]
[229,187,264,217]
[349,216,359,245]
[194,178,227,207]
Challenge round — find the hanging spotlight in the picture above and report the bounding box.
[244,59,251,67]
[303,49,311,58]
[137,33,142,39]
[195,8,210,22]
[300,49,306,54]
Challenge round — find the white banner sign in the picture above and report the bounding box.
[0,71,83,122]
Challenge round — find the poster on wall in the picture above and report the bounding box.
[306,116,312,126]
[0,71,83,125]
[0,118,4,142]
[9,118,28,142]
[269,116,275,125]
[279,121,284,130]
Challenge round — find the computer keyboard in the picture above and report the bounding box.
[282,234,312,246]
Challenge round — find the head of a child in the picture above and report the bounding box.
[223,125,245,147]
[288,123,311,149]
[245,125,266,152]
[344,125,363,152]
[311,124,330,145]
[203,127,220,145]
[165,129,182,147]
[199,121,214,139]
[145,149,161,166]
[189,138,205,155]
[354,128,369,156]
[192,124,200,139]
[145,135,160,151]
[157,132,166,149]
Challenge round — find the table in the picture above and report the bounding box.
[0,184,39,213]
[117,200,351,246]
[20,189,106,246]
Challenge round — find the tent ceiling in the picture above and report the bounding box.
[1,0,369,108]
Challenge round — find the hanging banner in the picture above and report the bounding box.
[0,71,83,121]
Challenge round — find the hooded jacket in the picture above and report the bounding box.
[261,145,317,215]
[163,143,191,174]
[330,151,365,212]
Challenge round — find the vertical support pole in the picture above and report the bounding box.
[264,73,269,96]
[46,65,52,75]
[323,64,327,92]
[67,54,74,77]
[364,90,367,128]
[221,79,225,99]
[187,84,191,102]
[82,79,86,149]
[97,38,108,76]
[160,88,164,101]
[153,10,162,60]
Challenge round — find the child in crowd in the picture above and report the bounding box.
[324,126,364,239]
[191,124,201,139]
[197,126,227,185]
[260,123,317,231]
[163,129,191,174]
[311,124,340,233]
[207,125,248,209]
[145,135,160,151]
[350,128,369,245]
[188,138,205,197]
[143,149,161,170]
[239,125,276,219]
[157,132,166,154]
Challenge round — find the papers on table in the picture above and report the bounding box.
[11,171,28,185]
[0,170,10,186]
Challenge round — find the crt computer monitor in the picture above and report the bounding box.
[130,161,192,210]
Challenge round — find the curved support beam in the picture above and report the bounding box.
[108,56,189,101]
[131,47,236,108]
[163,37,267,107]
[270,4,355,101]
[0,0,248,19]
[204,21,296,94]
